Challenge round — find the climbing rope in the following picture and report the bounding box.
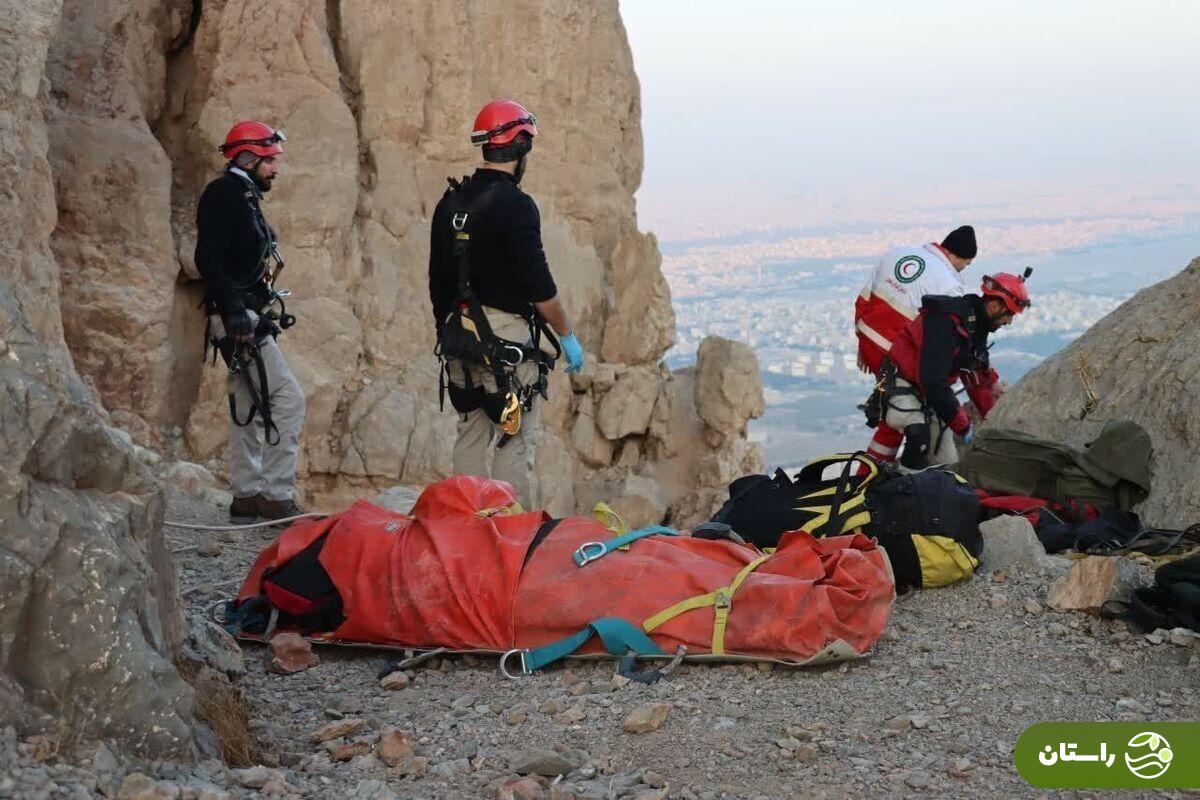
[162,512,324,531]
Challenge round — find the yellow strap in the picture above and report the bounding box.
[796,492,871,537]
[642,555,770,655]
[592,502,631,548]
[712,555,770,654]
[475,502,524,517]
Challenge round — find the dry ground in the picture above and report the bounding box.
[3,486,1197,800]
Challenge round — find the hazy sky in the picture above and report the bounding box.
[620,1,1200,239]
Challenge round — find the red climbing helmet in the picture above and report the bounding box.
[219,120,286,160]
[981,268,1032,315]
[471,100,538,146]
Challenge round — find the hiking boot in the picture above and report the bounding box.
[229,494,264,524]
[258,497,307,523]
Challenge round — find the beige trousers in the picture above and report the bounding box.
[445,309,543,509]
[884,377,959,470]
[225,336,305,501]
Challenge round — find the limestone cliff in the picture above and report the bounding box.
[44,0,763,523]
[1,0,762,755]
[990,256,1200,528]
[1,0,195,755]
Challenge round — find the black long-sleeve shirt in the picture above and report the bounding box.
[428,169,558,324]
[195,170,274,314]
[917,295,990,426]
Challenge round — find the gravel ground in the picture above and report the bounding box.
[4,485,1198,800]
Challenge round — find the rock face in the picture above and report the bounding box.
[0,0,189,758]
[694,337,766,439]
[2,0,765,755]
[0,0,194,755]
[21,0,765,526]
[991,257,1200,527]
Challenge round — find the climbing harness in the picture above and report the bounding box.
[434,176,559,445]
[202,167,297,443]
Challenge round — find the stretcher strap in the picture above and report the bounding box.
[572,526,680,566]
[522,617,663,672]
[642,555,770,655]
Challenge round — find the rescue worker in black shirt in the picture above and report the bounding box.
[429,99,584,509]
[195,120,306,523]
[866,271,1032,470]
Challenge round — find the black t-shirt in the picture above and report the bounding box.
[194,170,275,314]
[428,169,558,323]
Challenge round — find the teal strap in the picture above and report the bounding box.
[572,525,679,567]
[519,617,663,673]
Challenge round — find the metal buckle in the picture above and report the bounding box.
[499,344,525,366]
[713,589,732,609]
[499,649,529,679]
[451,212,469,231]
[573,541,607,567]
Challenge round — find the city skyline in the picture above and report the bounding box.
[621,1,1200,245]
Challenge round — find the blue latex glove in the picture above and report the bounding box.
[560,332,584,374]
[960,421,975,445]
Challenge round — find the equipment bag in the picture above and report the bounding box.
[958,421,1151,513]
[711,453,981,591]
[1129,552,1200,633]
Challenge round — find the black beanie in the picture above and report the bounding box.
[941,225,977,259]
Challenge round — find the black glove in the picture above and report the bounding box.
[224,309,255,343]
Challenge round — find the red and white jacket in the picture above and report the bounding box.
[854,243,965,375]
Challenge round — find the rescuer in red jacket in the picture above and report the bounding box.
[862,270,1032,469]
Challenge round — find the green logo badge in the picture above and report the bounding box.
[893,255,925,284]
[1015,722,1200,788]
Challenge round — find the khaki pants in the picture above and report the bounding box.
[226,335,306,501]
[445,309,542,509]
[884,377,959,470]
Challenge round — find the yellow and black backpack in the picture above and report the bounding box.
[710,453,982,591]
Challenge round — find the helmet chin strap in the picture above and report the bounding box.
[512,154,527,185]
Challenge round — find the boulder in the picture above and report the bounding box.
[596,366,662,440]
[694,337,765,436]
[991,256,1200,528]
[1046,556,1150,614]
[979,516,1067,573]
[601,230,676,365]
[570,395,614,468]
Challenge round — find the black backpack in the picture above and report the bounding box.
[1129,552,1200,633]
[711,453,981,591]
